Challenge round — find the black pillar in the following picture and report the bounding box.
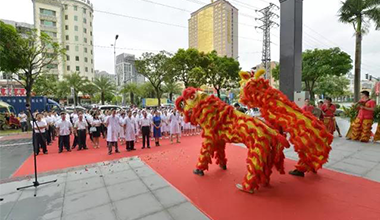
[279,0,302,101]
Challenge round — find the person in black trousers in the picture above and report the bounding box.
[74,113,88,151]
[32,113,48,155]
[56,112,73,153]
[140,111,151,149]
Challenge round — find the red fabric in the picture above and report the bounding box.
[322,104,336,117]
[302,105,314,113]
[358,99,376,120]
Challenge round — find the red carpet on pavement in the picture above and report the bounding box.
[12,135,186,177]
[141,138,380,220]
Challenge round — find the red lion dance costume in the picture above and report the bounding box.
[175,87,289,193]
[239,70,333,176]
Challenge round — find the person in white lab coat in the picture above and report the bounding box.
[105,110,121,155]
[124,111,136,151]
[169,109,181,144]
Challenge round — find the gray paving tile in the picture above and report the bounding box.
[364,169,380,182]
[138,211,173,220]
[328,161,371,176]
[153,186,187,208]
[351,151,380,163]
[0,179,31,196]
[0,192,21,220]
[99,161,131,175]
[62,203,117,220]
[141,174,169,191]
[66,176,105,196]
[67,167,101,182]
[114,193,163,220]
[134,166,156,178]
[103,169,139,186]
[107,179,149,202]
[167,202,209,220]
[339,157,378,169]
[62,187,110,216]
[128,158,146,169]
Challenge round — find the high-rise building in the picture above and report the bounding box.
[32,0,94,80]
[189,0,238,59]
[115,53,145,86]
[94,70,116,84]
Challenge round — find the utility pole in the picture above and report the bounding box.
[255,3,279,80]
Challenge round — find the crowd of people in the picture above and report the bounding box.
[29,107,201,155]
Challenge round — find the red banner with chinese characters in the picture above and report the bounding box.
[0,88,26,96]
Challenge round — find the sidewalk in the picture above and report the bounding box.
[0,157,209,220]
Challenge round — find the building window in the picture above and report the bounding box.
[91,59,93,64]
[64,4,68,10]
[90,22,92,27]
[83,8,86,14]
[83,18,87,24]
[91,50,93,55]
[75,36,79,41]
[91,68,93,73]
[84,38,87,43]
[66,55,70,61]
[84,47,87,53]
[41,20,56,27]
[75,46,79,51]
[42,31,56,38]
[76,66,80,71]
[85,67,88,72]
[75,56,79,61]
[67,65,70,71]
[90,40,92,45]
[65,15,68,20]
[85,57,88,62]
[74,5,78,11]
[66,45,69,50]
[46,64,58,69]
[40,8,56,16]
[90,31,92,36]
[90,12,92,17]
[74,25,78,31]
[74,15,78,21]
[65,35,69,40]
[65,25,69,30]
[83,28,87,33]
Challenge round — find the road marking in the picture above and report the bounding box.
[0,142,32,148]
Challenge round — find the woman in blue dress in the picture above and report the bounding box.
[152,111,162,146]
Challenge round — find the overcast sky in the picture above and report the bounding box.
[1,0,379,78]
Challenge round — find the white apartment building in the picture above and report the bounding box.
[32,0,94,80]
[189,0,238,60]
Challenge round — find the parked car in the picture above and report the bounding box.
[64,106,86,113]
[98,105,121,112]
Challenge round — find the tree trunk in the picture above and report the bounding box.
[156,89,161,107]
[354,30,362,102]
[216,88,221,99]
[169,92,173,102]
[73,90,77,107]
[130,92,134,105]
[25,85,32,131]
[101,92,105,105]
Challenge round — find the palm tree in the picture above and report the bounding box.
[120,83,138,105]
[163,81,182,102]
[63,72,89,106]
[93,76,116,105]
[338,0,380,101]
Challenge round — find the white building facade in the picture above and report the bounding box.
[32,0,94,80]
[115,53,145,86]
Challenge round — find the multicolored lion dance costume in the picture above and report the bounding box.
[175,87,290,193]
[239,70,333,176]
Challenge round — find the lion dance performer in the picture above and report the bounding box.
[175,87,289,193]
[239,69,333,177]
[348,91,376,142]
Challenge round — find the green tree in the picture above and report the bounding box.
[200,51,241,98]
[93,76,116,105]
[339,0,380,101]
[63,72,89,106]
[163,81,182,102]
[302,48,352,100]
[33,74,58,97]
[314,75,350,98]
[120,83,139,105]
[56,81,70,100]
[170,48,206,88]
[0,22,65,111]
[272,64,280,81]
[135,51,172,106]
[137,82,156,98]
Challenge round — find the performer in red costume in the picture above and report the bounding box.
[321,97,337,135]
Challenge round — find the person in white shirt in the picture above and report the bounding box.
[105,110,121,155]
[71,110,79,149]
[140,111,151,149]
[161,111,169,138]
[74,113,88,151]
[48,112,57,141]
[91,114,102,149]
[124,111,136,151]
[169,109,181,144]
[132,112,140,143]
[32,113,48,155]
[56,112,73,153]
[43,112,52,145]
[18,111,28,132]
[119,112,126,146]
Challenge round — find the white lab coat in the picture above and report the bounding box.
[170,113,181,134]
[106,116,120,142]
[124,117,136,141]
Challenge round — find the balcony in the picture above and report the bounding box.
[40,14,57,22]
[40,24,57,31]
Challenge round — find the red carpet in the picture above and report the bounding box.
[141,140,380,220]
[12,135,192,177]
